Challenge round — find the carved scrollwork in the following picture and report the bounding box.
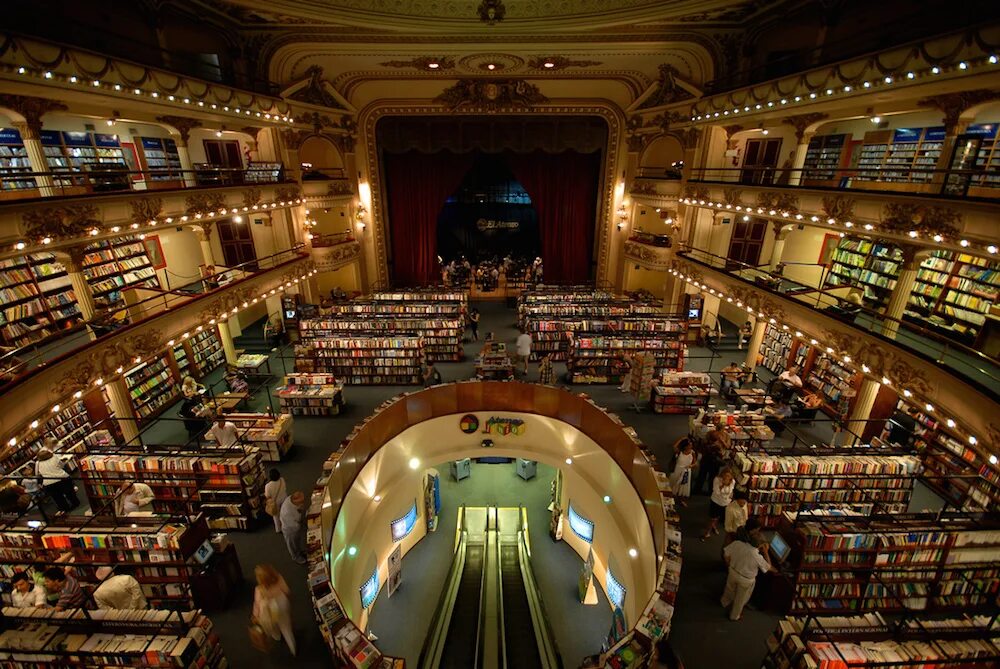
[281,128,316,151]
[312,242,361,271]
[638,64,696,110]
[276,186,302,202]
[242,188,263,208]
[288,65,344,109]
[669,259,704,286]
[51,329,165,396]
[725,283,787,322]
[650,110,685,130]
[184,193,227,216]
[0,95,68,137]
[880,203,961,239]
[821,195,855,222]
[819,327,935,398]
[434,79,548,112]
[22,204,101,240]
[128,198,164,227]
[630,181,656,195]
[722,188,743,207]
[326,180,354,196]
[755,191,799,214]
[682,186,711,201]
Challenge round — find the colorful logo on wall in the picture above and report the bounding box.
[459,414,480,434]
[481,416,525,436]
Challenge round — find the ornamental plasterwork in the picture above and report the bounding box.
[277,186,303,202]
[326,181,354,196]
[917,90,1000,133]
[22,205,102,240]
[184,193,228,216]
[725,283,786,322]
[649,110,686,130]
[780,112,828,142]
[755,191,799,214]
[668,259,704,286]
[312,241,362,271]
[287,66,344,109]
[242,188,263,208]
[458,54,525,73]
[722,188,743,207]
[281,128,316,150]
[682,186,711,202]
[51,329,165,396]
[637,64,697,110]
[630,180,656,195]
[526,56,602,70]
[821,195,855,222]
[434,79,548,112]
[379,56,457,70]
[880,203,962,239]
[155,115,201,144]
[128,198,164,227]
[819,328,934,398]
[624,241,670,269]
[0,95,68,137]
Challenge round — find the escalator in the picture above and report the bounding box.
[500,542,543,668]
[439,542,484,668]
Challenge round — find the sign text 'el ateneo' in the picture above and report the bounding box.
[460,414,525,436]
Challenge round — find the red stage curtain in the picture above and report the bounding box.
[505,151,601,284]
[384,151,473,286]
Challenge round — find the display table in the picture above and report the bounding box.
[734,388,773,410]
[235,353,271,378]
[205,412,294,461]
[475,344,514,380]
[203,391,249,414]
[651,371,711,414]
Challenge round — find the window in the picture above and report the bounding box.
[217,220,257,270]
[727,217,768,268]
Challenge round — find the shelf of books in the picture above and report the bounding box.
[81,236,160,310]
[45,131,129,192]
[906,250,999,340]
[0,253,83,347]
[519,301,663,335]
[782,514,1000,615]
[0,515,207,610]
[760,324,793,375]
[187,327,226,378]
[300,316,462,362]
[735,453,919,526]
[568,329,686,384]
[79,450,265,530]
[804,352,861,416]
[652,371,712,414]
[294,335,424,385]
[371,288,469,305]
[763,613,1000,669]
[124,353,180,423]
[801,134,846,185]
[138,136,183,183]
[206,412,294,462]
[527,315,681,362]
[691,409,774,450]
[0,128,37,194]
[854,127,944,185]
[276,373,345,416]
[823,237,903,309]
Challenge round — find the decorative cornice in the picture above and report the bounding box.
[0,95,68,138]
[184,193,228,217]
[880,203,962,240]
[525,55,602,70]
[22,205,102,241]
[725,283,787,322]
[155,115,202,144]
[821,195,855,222]
[755,191,799,214]
[128,198,164,227]
[623,241,671,269]
[917,90,1000,134]
[379,56,456,70]
[52,330,165,396]
[276,186,302,202]
[242,188,263,208]
[312,241,361,271]
[287,65,344,109]
[477,0,506,25]
[637,64,697,110]
[780,112,828,142]
[326,181,354,196]
[434,78,548,112]
[281,128,316,150]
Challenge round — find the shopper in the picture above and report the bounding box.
[44,567,86,611]
[117,481,155,515]
[887,405,920,446]
[181,375,204,399]
[36,445,79,512]
[179,395,210,439]
[10,572,46,607]
[764,400,794,436]
[279,491,308,564]
[93,566,147,610]
[724,491,749,546]
[253,563,296,655]
[469,308,480,342]
[0,479,31,514]
[738,321,753,350]
[702,469,736,540]
[19,464,42,504]
[720,361,743,396]
[264,468,288,534]
[721,519,775,621]
[670,439,697,506]
[208,416,240,449]
[777,364,803,392]
[422,361,442,388]
[537,354,554,385]
[694,427,729,495]
[515,329,532,376]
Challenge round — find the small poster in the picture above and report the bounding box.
[387,545,402,598]
[579,546,595,603]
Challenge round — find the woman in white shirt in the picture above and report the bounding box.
[264,469,288,533]
[702,469,736,539]
[10,572,46,607]
[36,446,80,512]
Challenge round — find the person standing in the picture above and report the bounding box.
[264,469,288,534]
[515,329,532,376]
[279,492,308,564]
[886,405,919,446]
[93,566,147,609]
[208,416,240,449]
[724,491,750,546]
[738,321,753,350]
[10,572,46,608]
[179,395,209,439]
[670,439,697,506]
[721,520,775,621]
[537,354,554,385]
[36,446,79,512]
[117,481,155,515]
[253,564,296,656]
[694,427,729,495]
[701,469,736,539]
[469,308,480,342]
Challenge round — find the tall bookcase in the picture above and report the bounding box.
[44,131,129,192]
[0,253,83,347]
[124,353,181,423]
[735,452,919,526]
[294,335,424,384]
[276,373,345,416]
[138,136,183,184]
[301,317,461,362]
[854,127,944,184]
[801,134,846,185]
[81,236,160,310]
[760,323,793,375]
[524,313,675,362]
[804,351,861,414]
[907,250,999,340]
[0,127,36,193]
[823,236,903,309]
[187,327,226,378]
[79,449,265,530]
[0,515,208,610]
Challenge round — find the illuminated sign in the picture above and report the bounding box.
[606,568,626,609]
[360,566,379,609]
[391,502,418,542]
[459,414,526,436]
[567,502,594,543]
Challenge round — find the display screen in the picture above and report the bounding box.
[688,308,700,319]
[567,502,594,543]
[193,539,214,565]
[606,568,626,609]
[770,532,791,563]
[391,501,418,542]
[360,566,379,609]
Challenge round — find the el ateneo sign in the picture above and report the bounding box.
[459,414,525,436]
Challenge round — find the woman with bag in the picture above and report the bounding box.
[264,469,287,533]
[669,438,697,507]
[251,564,295,655]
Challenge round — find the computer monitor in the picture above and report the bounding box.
[193,539,215,565]
[769,532,791,564]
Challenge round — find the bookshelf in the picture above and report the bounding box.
[823,236,903,310]
[81,236,160,310]
[784,515,1000,615]
[907,250,999,340]
[804,352,861,416]
[760,324,793,375]
[801,134,846,184]
[0,128,36,193]
[0,607,227,668]
[294,335,424,384]
[735,452,919,526]
[0,253,83,347]
[854,127,944,184]
[0,515,207,610]
[276,373,345,416]
[205,412,293,462]
[301,316,461,363]
[371,288,469,306]
[568,327,687,384]
[138,137,183,184]
[186,327,226,378]
[763,613,1000,669]
[171,342,190,378]
[651,371,712,414]
[526,315,680,363]
[79,450,265,530]
[124,353,181,423]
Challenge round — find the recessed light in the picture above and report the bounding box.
[409,457,420,470]
[487,63,496,70]
[628,548,638,558]
[347,546,357,556]
[603,495,611,503]
[428,62,440,69]
[543,61,555,68]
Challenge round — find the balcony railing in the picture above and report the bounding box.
[677,246,1000,398]
[0,245,308,389]
[686,166,1000,200]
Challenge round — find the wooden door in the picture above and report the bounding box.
[741,138,783,184]
[726,218,768,268]
[217,220,257,270]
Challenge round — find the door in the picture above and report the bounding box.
[741,138,783,185]
[726,218,768,269]
[202,139,244,184]
[942,136,983,196]
[217,220,257,270]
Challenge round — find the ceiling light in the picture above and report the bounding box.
[628,548,638,558]
[946,419,956,428]
[428,62,440,69]
[347,546,357,556]
[958,62,968,70]
[409,457,420,469]
[487,63,496,70]
[931,66,940,74]
[565,457,573,465]
[603,495,611,503]
[543,61,555,68]
[990,455,999,465]
[373,494,382,502]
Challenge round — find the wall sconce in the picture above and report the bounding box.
[616,203,629,231]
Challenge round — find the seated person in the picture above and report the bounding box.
[777,365,803,389]
[10,571,46,608]
[764,401,794,435]
[720,362,744,396]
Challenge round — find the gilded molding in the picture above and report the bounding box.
[725,283,787,322]
[242,188,263,208]
[0,94,68,137]
[623,241,670,269]
[917,90,1000,133]
[22,204,102,240]
[326,181,354,196]
[880,203,962,239]
[184,193,228,216]
[52,329,165,396]
[821,195,855,222]
[434,79,548,112]
[155,115,202,144]
[526,56,602,70]
[379,56,456,70]
[276,186,302,202]
[755,191,799,214]
[287,65,344,109]
[780,112,828,142]
[128,198,165,227]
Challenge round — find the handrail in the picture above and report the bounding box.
[495,509,507,669]
[518,506,562,669]
[418,528,469,669]
[677,246,1000,396]
[474,507,489,669]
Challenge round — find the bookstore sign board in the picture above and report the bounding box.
[459,413,526,436]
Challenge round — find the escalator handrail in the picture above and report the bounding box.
[517,523,564,668]
[417,529,468,669]
[473,508,491,668]
[496,516,507,669]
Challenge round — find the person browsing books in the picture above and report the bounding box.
[117,481,155,515]
[43,567,86,611]
[280,491,308,564]
[721,518,775,621]
[10,572,46,608]
[208,417,240,449]
[93,566,147,610]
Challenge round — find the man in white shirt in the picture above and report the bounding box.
[118,481,155,515]
[515,329,532,376]
[777,365,803,389]
[93,566,148,610]
[721,520,775,621]
[208,417,240,449]
[280,491,308,564]
[10,572,46,608]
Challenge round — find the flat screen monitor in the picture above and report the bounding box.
[769,532,791,564]
[688,308,700,319]
[193,539,214,565]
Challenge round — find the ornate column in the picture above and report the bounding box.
[0,95,69,197]
[880,244,920,340]
[844,378,881,446]
[105,378,139,444]
[744,319,766,370]
[156,116,201,188]
[59,248,98,325]
[781,113,828,186]
[217,321,238,364]
[192,223,216,268]
[768,222,792,270]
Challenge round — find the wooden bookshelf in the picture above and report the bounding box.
[761,324,793,375]
[526,314,678,363]
[124,353,180,423]
[295,335,424,385]
[823,236,903,310]
[0,253,83,347]
[0,607,227,668]
[138,136,184,185]
[907,250,999,340]
[301,316,461,363]
[81,235,160,311]
[735,452,919,526]
[276,373,345,416]
[568,326,687,384]
[79,450,265,530]
[853,127,944,186]
[0,127,37,194]
[205,412,294,462]
[801,133,846,185]
[186,327,226,378]
[651,371,712,414]
[804,352,861,416]
[371,288,469,306]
